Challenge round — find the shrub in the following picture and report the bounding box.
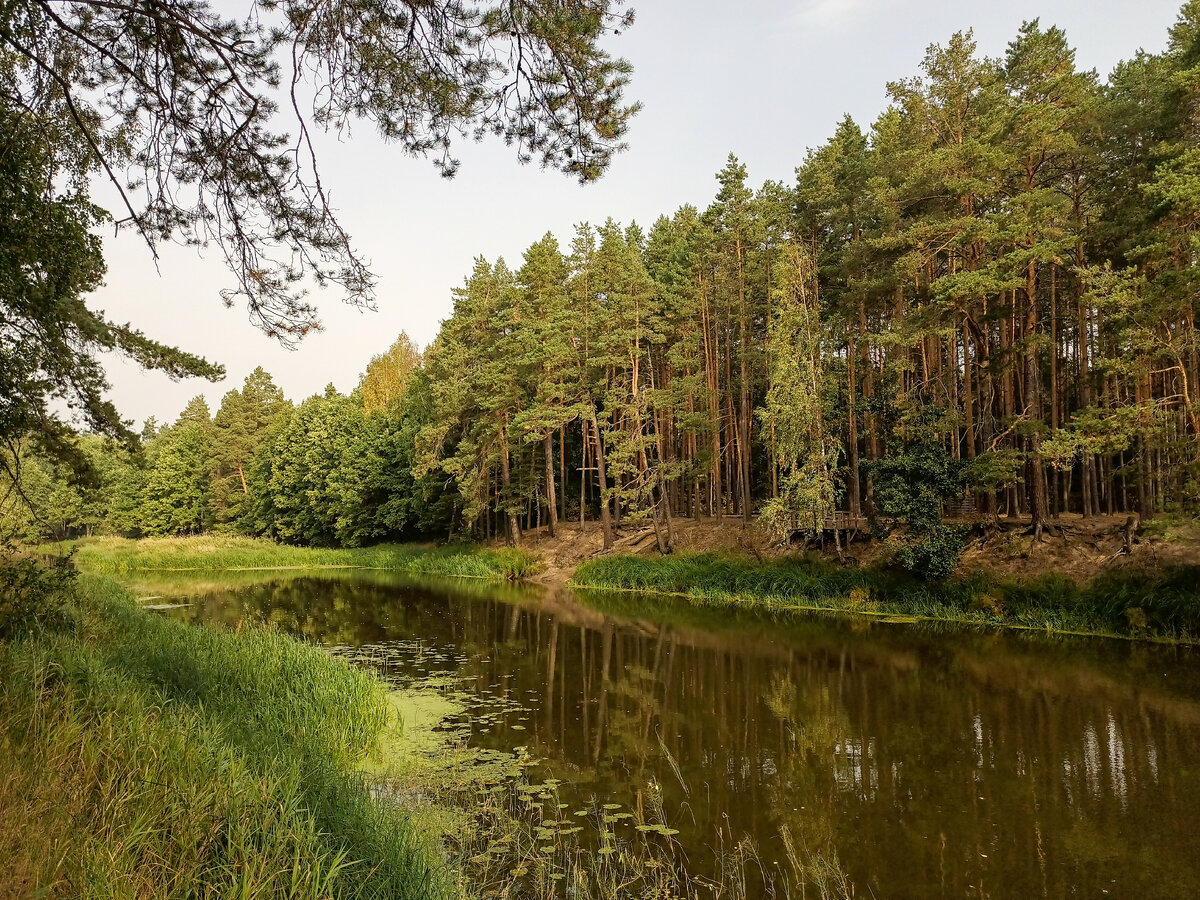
[892,525,966,580]
[0,553,80,640]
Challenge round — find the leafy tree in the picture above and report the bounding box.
[758,243,840,543]
[210,368,287,529]
[250,388,359,545]
[363,371,456,539]
[136,398,215,536]
[0,442,78,542]
[360,334,422,415]
[866,425,967,579]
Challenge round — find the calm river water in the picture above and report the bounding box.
[130,570,1200,899]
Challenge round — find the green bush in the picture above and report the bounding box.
[893,525,966,580]
[0,553,80,640]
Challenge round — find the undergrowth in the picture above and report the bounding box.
[572,552,1200,642]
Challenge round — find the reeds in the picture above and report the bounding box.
[428,765,841,900]
[0,574,449,898]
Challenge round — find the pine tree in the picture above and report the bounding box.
[514,234,577,538]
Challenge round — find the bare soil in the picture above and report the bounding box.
[503,513,1200,585]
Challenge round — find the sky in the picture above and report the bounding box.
[92,0,1186,428]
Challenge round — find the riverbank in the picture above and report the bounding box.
[45,530,1200,644]
[40,535,543,580]
[0,560,449,898]
[570,551,1200,644]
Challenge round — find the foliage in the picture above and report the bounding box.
[361,333,423,415]
[136,400,215,536]
[867,441,966,531]
[0,106,222,461]
[0,0,639,337]
[0,552,79,640]
[405,7,1200,545]
[890,524,967,580]
[210,368,288,529]
[0,0,638,501]
[759,242,839,540]
[573,552,1200,641]
[866,438,967,578]
[14,7,1200,559]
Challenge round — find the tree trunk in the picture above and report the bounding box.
[543,433,558,538]
[559,425,567,525]
[1024,265,1048,540]
[590,411,614,550]
[499,424,522,546]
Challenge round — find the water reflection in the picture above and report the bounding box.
[133,571,1200,899]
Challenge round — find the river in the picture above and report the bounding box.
[127,569,1200,899]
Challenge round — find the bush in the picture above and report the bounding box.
[0,553,80,640]
[892,525,966,580]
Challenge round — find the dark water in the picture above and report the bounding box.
[132,570,1200,899]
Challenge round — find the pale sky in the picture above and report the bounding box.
[92,0,1186,428]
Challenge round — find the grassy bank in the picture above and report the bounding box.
[572,552,1200,643]
[40,535,543,580]
[0,560,449,898]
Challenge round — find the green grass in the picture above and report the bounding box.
[572,552,1200,643]
[0,568,450,898]
[39,534,543,581]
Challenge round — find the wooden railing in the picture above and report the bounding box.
[942,496,983,521]
[821,511,867,532]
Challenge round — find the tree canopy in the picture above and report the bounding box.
[0,0,639,337]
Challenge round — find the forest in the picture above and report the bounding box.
[7,14,1200,580]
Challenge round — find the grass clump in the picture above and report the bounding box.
[0,567,448,899]
[40,534,543,581]
[572,552,1200,642]
[573,553,877,609]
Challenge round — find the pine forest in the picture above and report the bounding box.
[10,16,1200,579]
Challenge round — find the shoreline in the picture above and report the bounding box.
[567,549,1200,646]
[567,579,1198,646]
[34,532,1200,646]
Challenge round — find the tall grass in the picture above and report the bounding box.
[0,572,450,898]
[39,535,543,581]
[572,552,1200,642]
